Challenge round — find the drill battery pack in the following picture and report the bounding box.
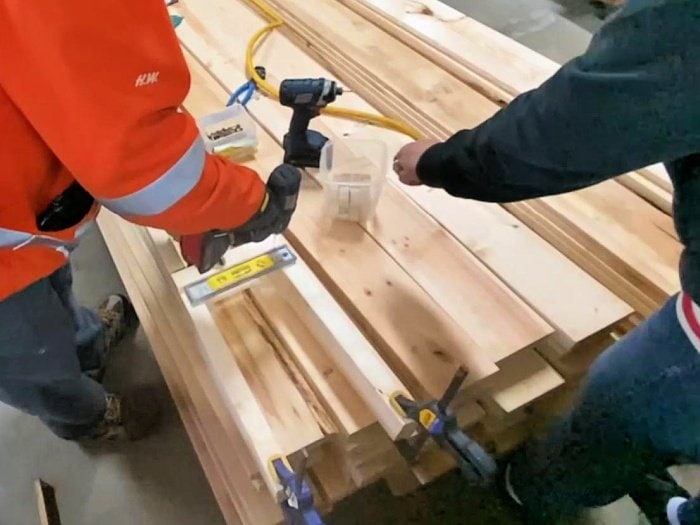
[197,104,259,162]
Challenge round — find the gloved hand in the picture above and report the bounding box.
[229,170,298,246]
[180,164,301,273]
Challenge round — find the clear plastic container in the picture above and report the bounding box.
[318,139,388,223]
[197,104,258,162]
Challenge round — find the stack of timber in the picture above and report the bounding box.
[93,0,683,523]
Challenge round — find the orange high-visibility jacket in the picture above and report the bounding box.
[0,1,265,300]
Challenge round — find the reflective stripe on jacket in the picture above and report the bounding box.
[0,0,265,300]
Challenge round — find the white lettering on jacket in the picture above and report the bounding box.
[135,72,160,87]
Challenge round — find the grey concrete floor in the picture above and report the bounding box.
[0,225,227,525]
[0,2,690,525]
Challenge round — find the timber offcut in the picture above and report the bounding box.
[96,0,680,523]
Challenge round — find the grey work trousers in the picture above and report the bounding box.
[510,294,700,523]
[0,265,106,439]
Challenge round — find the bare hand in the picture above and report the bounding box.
[392,139,440,186]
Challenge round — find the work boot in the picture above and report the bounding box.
[84,389,161,442]
[86,294,138,382]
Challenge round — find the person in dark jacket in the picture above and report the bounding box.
[393,1,700,524]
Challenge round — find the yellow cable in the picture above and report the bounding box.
[242,0,423,140]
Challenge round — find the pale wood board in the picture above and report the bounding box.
[177,14,500,398]
[176,0,556,368]
[246,279,375,437]
[617,173,673,214]
[212,292,333,448]
[175,0,631,358]
[342,0,673,202]
[97,212,281,524]
[265,0,680,311]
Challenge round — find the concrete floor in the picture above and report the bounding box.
[0,2,689,525]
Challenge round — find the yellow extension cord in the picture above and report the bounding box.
[242,0,423,140]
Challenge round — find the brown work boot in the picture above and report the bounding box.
[85,389,161,442]
[86,295,138,382]
[99,294,138,350]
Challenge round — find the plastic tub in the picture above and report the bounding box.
[318,139,388,223]
[197,104,258,162]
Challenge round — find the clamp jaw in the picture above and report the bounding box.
[270,454,324,525]
[391,367,497,484]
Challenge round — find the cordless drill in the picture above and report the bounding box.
[180,164,301,273]
[279,78,344,168]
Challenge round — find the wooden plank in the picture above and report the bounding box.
[248,268,413,439]
[639,163,674,193]
[175,0,631,356]
[337,0,549,98]
[246,279,375,437]
[308,444,358,506]
[342,0,674,206]
[538,334,616,380]
[97,213,279,524]
[361,183,553,363]
[533,186,680,300]
[172,260,324,498]
[177,22,499,398]
[180,18,460,419]
[510,200,661,316]
[477,349,565,415]
[390,185,633,350]
[617,173,673,215]
[272,0,680,309]
[177,0,551,370]
[212,292,333,447]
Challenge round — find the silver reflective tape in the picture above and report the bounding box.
[0,227,33,249]
[0,222,90,253]
[101,136,206,217]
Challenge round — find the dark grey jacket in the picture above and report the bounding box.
[417,0,700,302]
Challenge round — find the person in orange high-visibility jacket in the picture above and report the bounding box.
[0,1,272,441]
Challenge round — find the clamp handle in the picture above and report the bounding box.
[391,367,497,486]
[271,456,324,525]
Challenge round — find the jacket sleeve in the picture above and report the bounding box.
[0,0,265,235]
[417,0,700,202]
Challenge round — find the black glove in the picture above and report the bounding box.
[230,163,301,247]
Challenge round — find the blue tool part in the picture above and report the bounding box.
[170,15,184,28]
[427,417,445,436]
[227,67,267,107]
[272,458,324,525]
[393,367,498,485]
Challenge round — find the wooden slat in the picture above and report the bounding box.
[176,0,631,358]
[337,0,551,98]
[342,0,674,203]
[639,164,674,193]
[97,213,280,524]
[617,173,673,214]
[246,278,374,437]
[183,37,422,440]
[177,14,500,398]
[255,263,414,440]
[212,292,333,448]
[477,349,565,416]
[265,0,680,312]
[177,0,553,369]
[171,263,289,499]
